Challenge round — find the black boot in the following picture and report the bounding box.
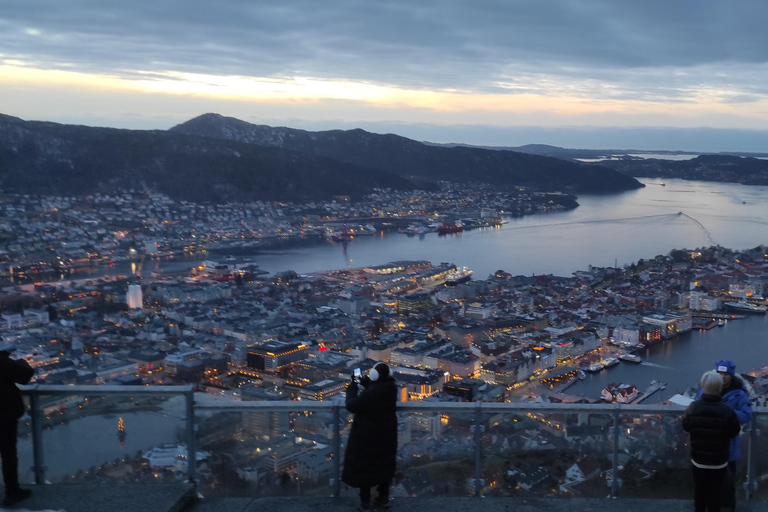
[3,487,32,506]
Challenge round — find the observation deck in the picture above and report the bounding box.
[11,385,768,511]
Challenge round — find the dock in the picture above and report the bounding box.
[634,381,667,403]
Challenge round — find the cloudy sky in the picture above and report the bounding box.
[2,1,768,151]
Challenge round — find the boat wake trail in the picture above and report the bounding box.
[505,214,678,232]
[677,212,717,245]
[641,362,674,370]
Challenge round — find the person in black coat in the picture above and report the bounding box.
[0,350,35,507]
[682,370,741,512]
[342,362,398,512]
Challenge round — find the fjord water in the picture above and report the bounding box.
[250,178,768,278]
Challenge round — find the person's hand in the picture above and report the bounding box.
[360,375,371,388]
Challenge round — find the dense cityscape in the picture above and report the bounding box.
[2,187,768,499]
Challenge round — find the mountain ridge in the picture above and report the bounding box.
[170,113,644,194]
[0,113,643,202]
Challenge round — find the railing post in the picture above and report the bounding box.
[185,387,197,485]
[333,402,341,498]
[473,402,482,497]
[28,386,46,484]
[611,404,620,498]
[746,419,758,500]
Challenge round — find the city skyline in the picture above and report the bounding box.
[3,1,768,152]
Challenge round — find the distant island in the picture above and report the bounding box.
[453,143,768,186]
[0,113,642,203]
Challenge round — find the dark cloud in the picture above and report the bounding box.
[3,0,768,97]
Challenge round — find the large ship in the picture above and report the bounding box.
[602,356,620,368]
[724,300,767,314]
[445,267,474,285]
[437,221,463,235]
[601,383,640,404]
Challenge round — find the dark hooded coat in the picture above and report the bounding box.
[341,376,398,488]
[682,393,741,467]
[0,351,34,422]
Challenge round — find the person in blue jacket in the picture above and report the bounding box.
[696,359,753,511]
[0,350,35,507]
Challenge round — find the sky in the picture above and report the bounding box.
[3,1,768,152]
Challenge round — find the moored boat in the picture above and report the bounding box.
[437,221,463,235]
[724,299,767,314]
[586,361,605,373]
[618,353,642,364]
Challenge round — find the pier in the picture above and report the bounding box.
[634,381,667,404]
[692,312,745,320]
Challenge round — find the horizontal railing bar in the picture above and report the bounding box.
[20,384,193,396]
[191,401,691,414]
[17,385,768,416]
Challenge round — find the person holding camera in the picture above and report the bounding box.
[0,350,35,507]
[342,362,397,512]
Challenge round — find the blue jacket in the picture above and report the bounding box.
[696,374,753,461]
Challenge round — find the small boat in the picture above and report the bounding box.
[603,356,619,368]
[618,353,642,364]
[117,417,126,438]
[717,320,725,327]
[586,361,605,373]
[577,369,586,380]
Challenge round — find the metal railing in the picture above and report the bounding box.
[19,385,765,500]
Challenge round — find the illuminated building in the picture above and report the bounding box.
[641,312,692,339]
[447,351,481,378]
[128,350,165,373]
[127,284,142,309]
[443,378,506,402]
[241,385,290,438]
[364,260,431,275]
[389,366,447,400]
[396,291,434,316]
[481,358,519,386]
[446,324,487,349]
[292,378,348,401]
[390,341,444,367]
[296,446,335,484]
[689,290,722,311]
[247,341,309,373]
[164,349,229,382]
[410,411,443,437]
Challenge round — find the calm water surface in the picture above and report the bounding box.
[18,396,187,483]
[245,178,768,278]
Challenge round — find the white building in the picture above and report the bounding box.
[689,291,722,312]
[642,312,692,339]
[142,444,210,471]
[127,284,143,309]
